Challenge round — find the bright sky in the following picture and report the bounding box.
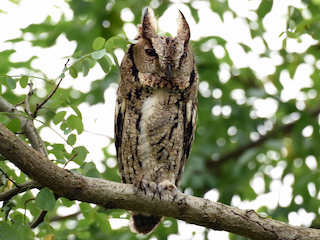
[1,0,318,239]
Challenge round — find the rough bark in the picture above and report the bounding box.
[0,96,48,157]
[0,122,319,240]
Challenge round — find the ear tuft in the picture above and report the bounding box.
[177,10,190,42]
[140,7,158,39]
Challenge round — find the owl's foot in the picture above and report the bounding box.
[137,180,158,198]
[137,179,178,201]
[157,180,178,202]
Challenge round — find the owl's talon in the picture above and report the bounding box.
[152,191,156,200]
[140,180,147,195]
[172,188,178,202]
[147,182,157,199]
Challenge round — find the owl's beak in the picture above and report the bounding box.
[165,64,172,77]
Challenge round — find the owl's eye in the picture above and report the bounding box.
[145,49,158,57]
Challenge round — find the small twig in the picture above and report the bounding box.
[30,210,48,228]
[50,211,80,222]
[25,82,35,116]
[32,78,63,118]
[24,198,35,222]
[32,59,69,118]
[0,168,20,188]
[63,153,78,169]
[15,99,25,107]
[84,129,113,139]
[0,180,42,202]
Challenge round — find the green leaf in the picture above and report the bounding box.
[98,55,110,73]
[61,66,68,74]
[73,50,82,58]
[257,0,273,20]
[0,221,34,240]
[67,115,84,134]
[7,118,21,132]
[70,105,82,119]
[35,188,56,211]
[43,234,55,240]
[20,75,28,88]
[58,73,65,79]
[79,202,95,220]
[69,66,78,78]
[6,76,16,89]
[53,111,66,125]
[91,49,106,60]
[11,211,24,222]
[60,197,75,207]
[282,38,287,49]
[50,100,63,109]
[104,36,130,50]
[82,59,90,77]
[95,212,111,233]
[82,162,96,175]
[92,37,106,50]
[113,38,130,46]
[76,231,91,239]
[60,122,68,131]
[312,27,320,39]
[67,134,76,145]
[82,162,100,178]
[72,146,89,165]
[85,169,101,178]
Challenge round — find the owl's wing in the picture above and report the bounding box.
[184,101,197,159]
[176,68,198,186]
[114,95,126,179]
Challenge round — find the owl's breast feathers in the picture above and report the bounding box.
[116,88,197,183]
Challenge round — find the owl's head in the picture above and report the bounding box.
[133,7,194,83]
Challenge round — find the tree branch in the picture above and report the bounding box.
[0,180,41,202]
[50,211,81,222]
[32,77,63,119]
[0,122,319,239]
[30,210,48,229]
[0,96,48,158]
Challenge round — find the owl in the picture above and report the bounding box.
[115,7,198,235]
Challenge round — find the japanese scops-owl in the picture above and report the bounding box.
[115,7,198,234]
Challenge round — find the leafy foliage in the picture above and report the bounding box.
[1,0,320,239]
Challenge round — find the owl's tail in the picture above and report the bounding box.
[129,212,164,235]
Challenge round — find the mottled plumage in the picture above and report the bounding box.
[115,7,198,235]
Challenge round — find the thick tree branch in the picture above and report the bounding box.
[0,122,319,239]
[0,96,48,158]
[208,105,320,170]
